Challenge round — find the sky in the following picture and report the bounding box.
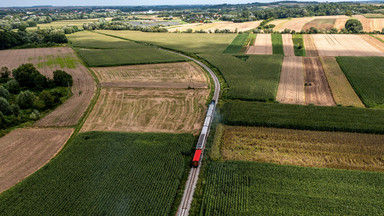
[0,0,336,7]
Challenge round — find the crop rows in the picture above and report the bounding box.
[271,33,284,55]
[292,34,306,56]
[0,132,195,215]
[223,33,250,53]
[199,161,384,215]
[222,101,384,134]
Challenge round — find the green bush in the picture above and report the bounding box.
[16,90,35,109]
[11,104,20,117]
[0,67,10,78]
[12,64,47,89]
[0,86,10,99]
[0,97,12,115]
[53,70,73,87]
[4,80,20,94]
[345,19,363,33]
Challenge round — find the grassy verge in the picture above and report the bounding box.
[271,33,284,55]
[292,34,305,56]
[223,33,250,54]
[222,100,384,134]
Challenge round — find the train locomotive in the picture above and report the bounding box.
[192,100,215,167]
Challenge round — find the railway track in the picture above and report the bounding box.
[160,49,220,216]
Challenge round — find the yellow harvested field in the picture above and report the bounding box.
[353,15,384,32]
[0,128,73,193]
[334,18,348,30]
[0,47,95,127]
[320,57,364,108]
[276,56,305,104]
[360,35,384,53]
[303,34,318,57]
[269,19,290,31]
[82,88,209,134]
[282,34,294,56]
[221,126,384,172]
[276,17,314,31]
[168,21,261,32]
[246,34,272,55]
[312,34,384,56]
[92,62,208,88]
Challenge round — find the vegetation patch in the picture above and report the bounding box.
[0,132,195,215]
[222,126,384,171]
[36,55,78,69]
[200,54,283,101]
[223,33,250,53]
[271,33,284,55]
[200,161,384,215]
[337,56,384,108]
[292,34,305,56]
[302,18,336,31]
[222,101,384,134]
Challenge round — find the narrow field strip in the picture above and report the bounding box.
[0,128,74,193]
[276,56,305,104]
[360,35,384,53]
[303,34,318,57]
[320,57,364,107]
[281,34,294,56]
[246,34,272,55]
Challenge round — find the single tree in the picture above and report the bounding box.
[345,19,363,33]
[16,90,35,109]
[0,97,12,115]
[0,86,10,99]
[4,79,20,94]
[53,70,73,87]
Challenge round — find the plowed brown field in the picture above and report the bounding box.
[304,57,335,106]
[0,128,73,193]
[276,56,305,104]
[246,34,272,55]
[92,62,208,89]
[0,47,95,126]
[282,34,294,56]
[303,34,319,57]
[302,19,336,31]
[312,34,384,56]
[81,88,209,134]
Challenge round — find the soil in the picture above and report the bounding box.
[246,34,273,55]
[0,128,73,193]
[282,34,295,56]
[276,56,305,104]
[303,34,319,57]
[360,35,384,53]
[304,57,335,106]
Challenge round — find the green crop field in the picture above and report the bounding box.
[68,31,186,66]
[199,161,384,215]
[271,33,284,55]
[27,19,99,30]
[96,30,236,54]
[200,54,283,101]
[337,56,384,108]
[222,101,384,134]
[223,33,250,53]
[292,34,305,56]
[0,132,194,215]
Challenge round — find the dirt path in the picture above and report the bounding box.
[312,34,384,56]
[276,56,305,104]
[0,128,73,193]
[246,34,272,55]
[303,35,319,57]
[282,34,295,56]
[304,57,335,106]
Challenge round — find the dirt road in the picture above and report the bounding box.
[304,57,335,106]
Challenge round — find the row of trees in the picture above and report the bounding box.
[0,64,72,129]
[82,21,168,32]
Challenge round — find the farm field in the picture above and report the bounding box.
[246,34,272,55]
[333,17,349,30]
[269,18,290,31]
[97,30,236,54]
[302,18,335,31]
[27,19,99,30]
[68,31,187,66]
[292,34,305,56]
[276,56,305,104]
[271,34,284,55]
[303,34,318,57]
[363,13,384,18]
[0,128,73,193]
[81,88,209,134]
[200,161,384,215]
[221,126,384,171]
[0,47,95,127]
[360,34,384,53]
[168,21,262,32]
[320,57,364,107]
[223,33,250,53]
[303,57,335,106]
[337,56,384,108]
[312,34,384,56]
[200,54,283,101]
[352,15,384,32]
[222,101,384,134]
[92,62,208,89]
[0,132,194,215]
[275,17,314,31]
[281,34,294,56]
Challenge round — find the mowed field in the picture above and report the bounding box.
[96,30,236,54]
[200,161,384,215]
[246,34,273,55]
[353,15,384,32]
[221,126,384,171]
[281,34,294,56]
[0,128,73,193]
[0,132,195,215]
[93,62,208,89]
[312,34,384,56]
[27,18,99,30]
[82,88,209,134]
[68,31,187,66]
[168,21,262,32]
[302,18,335,31]
[0,47,95,126]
